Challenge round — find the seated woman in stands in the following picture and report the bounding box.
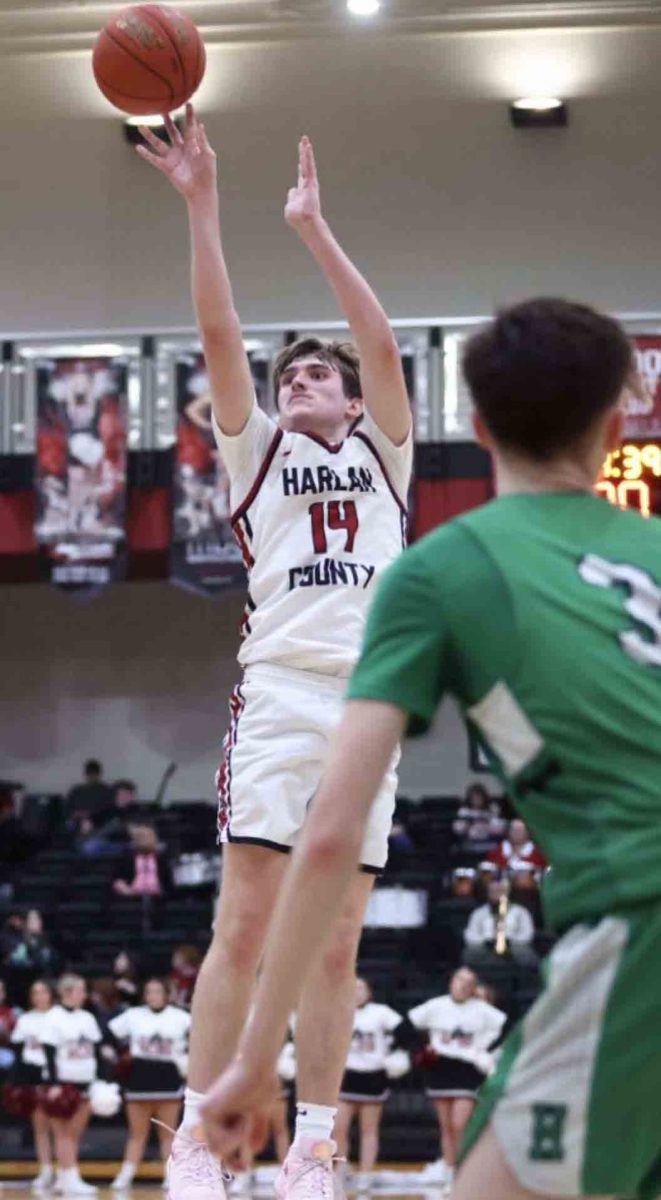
[452,785,505,851]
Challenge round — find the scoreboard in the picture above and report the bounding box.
[596,440,661,518]
[595,338,661,518]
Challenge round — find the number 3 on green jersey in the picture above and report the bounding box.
[579,555,661,668]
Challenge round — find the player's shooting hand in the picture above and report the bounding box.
[200,1056,277,1170]
[135,103,217,200]
[285,136,323,233]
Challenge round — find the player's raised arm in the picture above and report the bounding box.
[136,104,254,436]
[285,138,411,446]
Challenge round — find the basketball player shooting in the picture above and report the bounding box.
[200,299,661,1200]
[137,104,412,1200]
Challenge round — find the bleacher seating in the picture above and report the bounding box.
[1,792,552,1164]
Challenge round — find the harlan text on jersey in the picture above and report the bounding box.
[282,464,376,497]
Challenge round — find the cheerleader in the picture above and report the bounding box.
[10,979,56,1193]
[108,977,191,1191]
[42,974,103,1196]
[409,967,505,1191]
[335,978,404,1191]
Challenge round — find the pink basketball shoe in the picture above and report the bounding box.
[276,1138,339,1200]
[166,1127,229,1200]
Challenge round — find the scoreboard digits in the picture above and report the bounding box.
[597,440,661,518]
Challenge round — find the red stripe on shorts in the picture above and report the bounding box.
[215,684,246,842]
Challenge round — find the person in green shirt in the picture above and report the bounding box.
[198,297,661,1200]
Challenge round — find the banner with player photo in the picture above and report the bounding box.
[34,356,129,590]
[170,347,275,596]
[627,335,661,438]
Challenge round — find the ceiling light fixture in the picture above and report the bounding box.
[347,0,381,16]
[510,97,568,128]
[123,111,184,146]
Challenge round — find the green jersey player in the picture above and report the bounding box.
[200,298,661,1200]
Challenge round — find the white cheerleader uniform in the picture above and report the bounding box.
[213,402,413,872]
[340,1001,403,1102]
[409,995,506,1098]
[42,1005,102,1094]
[10,1009,53,1084]
[108,1005,191,1100]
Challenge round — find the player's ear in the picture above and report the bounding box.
[346,394,363,420]
[605,402,624,452]
[472,410,492,451]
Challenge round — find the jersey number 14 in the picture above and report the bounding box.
[309,501,359,554]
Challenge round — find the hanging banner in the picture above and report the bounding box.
[627,336,661,438]
[170,348,274,595]
[34,356,128,589]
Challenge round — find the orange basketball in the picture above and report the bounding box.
[93,4,206,116]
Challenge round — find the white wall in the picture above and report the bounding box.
[0,582,485,802]
[1,25,661,335]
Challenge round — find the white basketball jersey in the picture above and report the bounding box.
[214,404,412,677]
[346,1001,403,1072]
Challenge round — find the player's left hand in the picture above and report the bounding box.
[285,136,323,232]
[200,1056,277,1169]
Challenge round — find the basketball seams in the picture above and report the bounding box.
[103,27,175,105]
[144,5,188,95]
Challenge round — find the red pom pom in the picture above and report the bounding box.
[412,1045,441,1070]
[2,1083,38,1118]
[36,1083,82,1119]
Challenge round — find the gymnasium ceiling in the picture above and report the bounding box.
[1,0,661,55]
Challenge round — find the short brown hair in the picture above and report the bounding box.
[272,338,362,403]
[462,298,633,461]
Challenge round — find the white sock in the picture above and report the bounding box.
[294,1102,337,1145]
[116,1163,135,1182]
[181,1087,207,1131]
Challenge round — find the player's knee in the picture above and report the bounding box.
[210,905,267,969]
[316,918,359,985]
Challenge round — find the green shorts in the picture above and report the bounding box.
[460,906,661,1198]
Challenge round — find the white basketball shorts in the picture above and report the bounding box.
[215,662,399,872]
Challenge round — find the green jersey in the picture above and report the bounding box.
[348,493,661,928]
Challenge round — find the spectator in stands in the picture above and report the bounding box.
[112,953,140,1006]
[487,818,545,872]
[0,976,19,1077]
[1,910,58,976]
[0,789,41,881]
[409,968,505,1190]
[451,868,476,899]
[168,945,202,1010]
[453,784,505,851]
[0,913,25,965]
[66,760,112,830]
[509,861,544,927]
[463,879,537,966]
[88,977,126,1035]
[96,781,141,832]
[386,819,415,870]
[111,825,172,898]
[76,782,142,858]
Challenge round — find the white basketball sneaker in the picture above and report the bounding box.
[32,1165,55,1193]
[166,1126,229,1200]
[275,1138,336,1200]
